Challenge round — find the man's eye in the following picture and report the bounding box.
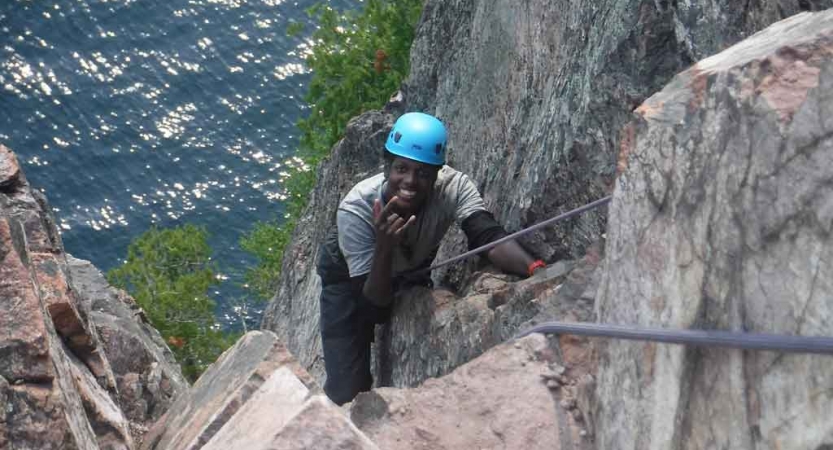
[397,166,407,173]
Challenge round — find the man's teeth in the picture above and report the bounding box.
[399,189,416,199]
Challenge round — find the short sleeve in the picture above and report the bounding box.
[452,173,487,223]
[337,209,376,277]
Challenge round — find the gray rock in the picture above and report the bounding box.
[66,348,134,450]
[594,11,833,450]
[202,369,378,450]
[377,249,600,388]
[351,334,584,450]
[407,0,833,289]
[0,144,132,450]
[261,109,399,383]
[140,331,318,450]
[67,255,189,439]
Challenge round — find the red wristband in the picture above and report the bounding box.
[527,260,546,277]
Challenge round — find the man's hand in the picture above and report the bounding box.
[486,240,538,278]
[372,196,416,250]
[362,196,416,307]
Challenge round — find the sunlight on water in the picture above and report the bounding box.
[0,0,361,329]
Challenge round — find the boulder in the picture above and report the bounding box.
[140,331,318,450]
[0,144,21,190]
[595,10,833,450]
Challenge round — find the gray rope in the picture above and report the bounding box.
[408,195,612,276]
[403,193,833,355]
[515,321,833,355]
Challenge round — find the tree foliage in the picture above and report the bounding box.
[241,0,424,300]
[296,0,423,162]
[107,225,237,382]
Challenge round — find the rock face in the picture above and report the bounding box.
[0,144,188,449]
[595,11,833,450]
[0,144,131,449]
[262,0,832,395]
[404,0,833,287]
[67,255,189,440]
[351,334,591,450]
[377,245,602,388]
[261,108,401,382]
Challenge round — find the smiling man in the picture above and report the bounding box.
[316,112,544,405]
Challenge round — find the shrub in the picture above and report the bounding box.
[107,225,237,382]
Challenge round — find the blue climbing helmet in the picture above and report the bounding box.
[385,112,447,166]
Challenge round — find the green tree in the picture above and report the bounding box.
[296,0,424,162]
[108,225,237,382]
[242,0,424,300]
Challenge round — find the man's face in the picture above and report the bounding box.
[384,156,439,216]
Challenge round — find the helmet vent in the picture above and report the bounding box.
[435,144,443,155]
[394,132,402,143]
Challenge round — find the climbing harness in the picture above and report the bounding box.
[515,321,833,355]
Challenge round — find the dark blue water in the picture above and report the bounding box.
[0,0,359,330]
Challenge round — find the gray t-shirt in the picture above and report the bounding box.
[337,166,486,277]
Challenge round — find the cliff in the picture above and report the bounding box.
[4,1,833,449]
[0,144,188,448]
[595,11,833,449]
[262,0,833,390]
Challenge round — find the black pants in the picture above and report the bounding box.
[317,227,391,405]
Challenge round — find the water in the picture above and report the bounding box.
[0,0,360,330]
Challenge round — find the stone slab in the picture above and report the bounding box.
[200,367,312,449]
[266,396,380,450]
[141,331,317,450]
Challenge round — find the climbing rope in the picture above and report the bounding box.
[515,321,833,355]
[404,193,832,355]
[409,195,613,276]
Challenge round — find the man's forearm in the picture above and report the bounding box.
[362,244,395,306]
[486,239,536,277]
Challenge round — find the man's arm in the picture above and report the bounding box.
[461,210,541,278]
[361,197,415,306]
[486,240,537,277]
[362,238,396,306]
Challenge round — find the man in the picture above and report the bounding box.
[317,112,545,405]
